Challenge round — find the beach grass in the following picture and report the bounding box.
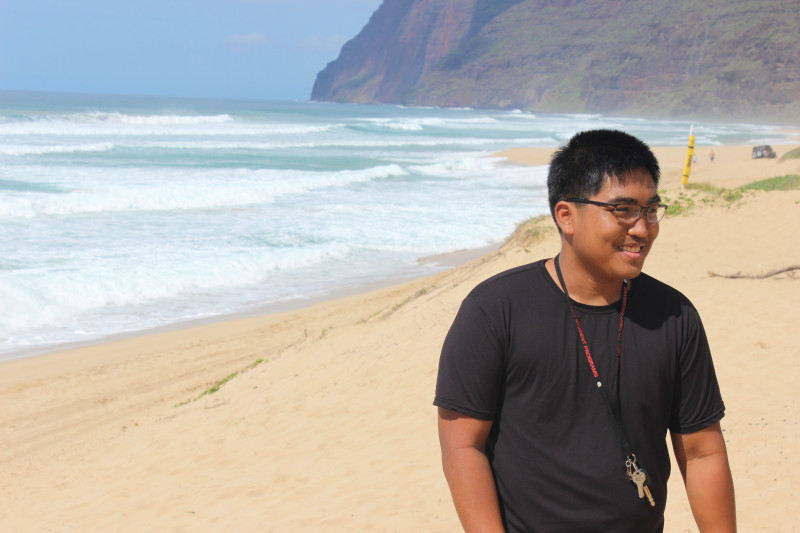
[661,174,800,216]
[779,146,800,162]
[739,174,800,191]
[174,357,266,407]
[659,185,736,216]
[507,214,556,252]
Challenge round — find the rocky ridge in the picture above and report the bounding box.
[312,0,800,122]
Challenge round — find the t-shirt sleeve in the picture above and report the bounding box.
[434,295,506,421]
[669,303,726,434]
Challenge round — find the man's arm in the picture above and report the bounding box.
[438,407,505,533]
[671,422,736,533]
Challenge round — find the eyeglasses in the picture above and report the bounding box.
[565,198,668,223]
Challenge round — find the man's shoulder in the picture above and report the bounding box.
[472,259,547,290]
[465,259,550,303]
[634,271,698,311]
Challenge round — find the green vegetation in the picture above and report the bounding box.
[661,175,800,217]
[739,174,800,191]
[175,358,266,407]
[391,288,428,313]
[514,215,554,250]
[174,373,238,407]
[686,182,745,202]
[204,372,238,395]
[356,307,387,325]
[318,0,800,122]
[356,286,432,324]
[659,189,696,216]
[779,147,800,162]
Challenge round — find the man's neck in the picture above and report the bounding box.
[546,253,625,306]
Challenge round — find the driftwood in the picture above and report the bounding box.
[707,265,800,279]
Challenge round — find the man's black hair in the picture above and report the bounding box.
[547,129,660,227]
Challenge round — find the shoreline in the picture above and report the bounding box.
[1,242,504,363]
[2,141,795,363]
[4,143,795,362]
[2,142,799,532]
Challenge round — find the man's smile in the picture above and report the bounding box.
[619,242,646,254]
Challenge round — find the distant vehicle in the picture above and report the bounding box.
[752,145,777,159]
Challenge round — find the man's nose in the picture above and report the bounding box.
[627,213,650,237]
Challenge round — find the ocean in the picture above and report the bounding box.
[0,91,793,359]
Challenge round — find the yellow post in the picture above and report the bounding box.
[681,125,695,188]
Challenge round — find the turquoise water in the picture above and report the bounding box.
[0,91,793,358]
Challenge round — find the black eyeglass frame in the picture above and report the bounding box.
[565,198,668,223]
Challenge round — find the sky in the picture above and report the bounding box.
[0,0,384,101]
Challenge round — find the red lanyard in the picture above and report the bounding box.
[553,255,634,456]
[557,263,628,385]
[554,255,656,504]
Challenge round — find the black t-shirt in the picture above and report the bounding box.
[434,259,725,533]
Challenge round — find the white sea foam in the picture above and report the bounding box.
[125,136,547,152]
[356,115,501,131]
[1,94,793,357]
[0,113,336,137]
[0,239,352,332]
[0,142,116,156]
[0,164,409,218]
[81,111,234,125]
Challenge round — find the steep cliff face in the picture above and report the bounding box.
[312,0,527,104]
[312,0,800,122]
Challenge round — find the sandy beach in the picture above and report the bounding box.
[2,143,799,532]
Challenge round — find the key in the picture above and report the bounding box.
[630,469,656,507]
[630,469,646,498]
[642,484,656,507]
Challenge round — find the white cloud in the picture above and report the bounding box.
[223,32,268,49]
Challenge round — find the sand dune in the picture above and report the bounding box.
[2,143,799,532]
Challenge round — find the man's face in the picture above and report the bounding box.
[569,168,660,283]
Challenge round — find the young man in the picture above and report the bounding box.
[434,130,735,532]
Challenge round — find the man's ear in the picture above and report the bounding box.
[554,201,575,236]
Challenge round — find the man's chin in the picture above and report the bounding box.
[618,258,647,280]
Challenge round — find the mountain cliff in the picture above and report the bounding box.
[312,0,800,122]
